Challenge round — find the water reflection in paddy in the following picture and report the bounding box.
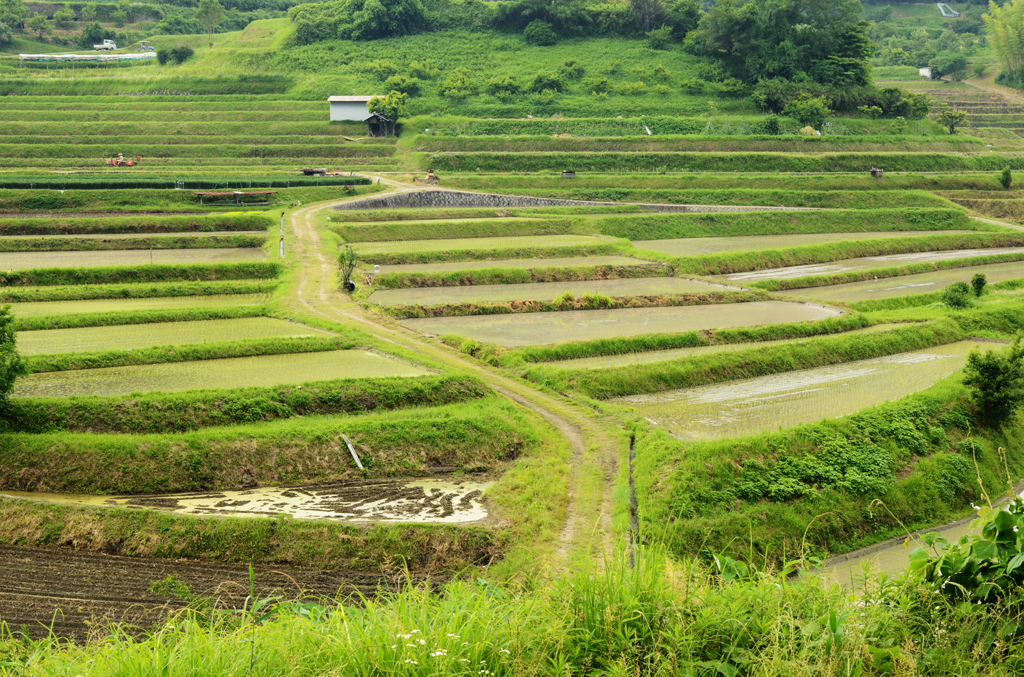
[0,248,265,270]
[634,231,973,257]
[402,301,841,347]
[717,248,1024,283]
[14,350,429,397]
[552,323,912,370]
[613,341,1000,441]
[370,276,734,307]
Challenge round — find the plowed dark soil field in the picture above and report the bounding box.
[0,545,431,641]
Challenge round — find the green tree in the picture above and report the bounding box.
[985,0,1024,85]
[963,337,1024,424]
[1001,166,1013,189]
[27,12,50,38]
[942,281,972,308]
[929,51,969,80]
[0,21,11,44]
[0,306,26,414]
[111,9,127,27]
[53,6,75,29]
[935,102,970,134]
[971,273,987,297]
[783,93,831,128]
[367,90,406,135]
[80,3,96,22]
[646,24,673,49]
[195,0,224,47]
[631,0,666,33]
[523,19,556,45]
[0,0,27,28]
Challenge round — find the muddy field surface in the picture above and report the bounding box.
[3,477,494,524]
[0,545,434,641]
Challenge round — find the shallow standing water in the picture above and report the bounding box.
[0,248,266,270]
[18,317,323,355]
[0,477,494,523]
[402,301,841,347]
[10,293,271,319]
[633,231,974,257]
[612,340,999,440]
[14,350,429,397]
[373,255,653,275]
[776,261,1024,302]
[716,248,1024,283]
[551,323,911,370]
[369,276,735,307]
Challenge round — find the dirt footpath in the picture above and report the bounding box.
[0,545,432,641]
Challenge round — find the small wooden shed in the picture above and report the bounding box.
[365,113,395,137]
[328,96,374,122]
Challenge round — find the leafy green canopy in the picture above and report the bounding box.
[684,0,870,87]
[0,306,25,414]
[290,0,426,43]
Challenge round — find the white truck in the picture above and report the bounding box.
[93,39,117,51]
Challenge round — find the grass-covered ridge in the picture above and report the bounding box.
[0,397,533,494]
[3,374,487,434]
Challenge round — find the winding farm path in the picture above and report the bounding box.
[286,185,623,562]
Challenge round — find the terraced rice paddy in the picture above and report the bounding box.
[717,247,1024,283]
[2,231,264,241]
[633,231,975,257]
[0,248,266,270]
[9,293,271,318]
[354,235,609,256]
[402,301,841,347]
[374,255,653,275]
[369,277,734,307]
[778,261,1024,302]
[0,477,493,524]
[13,350,429,397]
[548,323,912,370]
[17,317,322,355]
[613,340,997,441]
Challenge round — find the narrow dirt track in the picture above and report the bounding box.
[287,187,620,562]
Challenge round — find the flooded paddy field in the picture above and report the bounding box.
[0,248,266,270]
[10,293,271,318]
[0,231,264,241]
[17,317,323,355]
[374,255,652,275]
[369,276,735,307]
[613,340,996,441]
[354,234,608,256]
[402,301,841,347]
[634,231,974,257]
[13,350,429,397]
[717,247,1024,283]
[551,323,911,370]
[777,261,1024,302]
[0,477,492,524]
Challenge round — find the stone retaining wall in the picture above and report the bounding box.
[333,190,814,213]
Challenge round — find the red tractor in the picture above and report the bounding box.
[105,154,142,167]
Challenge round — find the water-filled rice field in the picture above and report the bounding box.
[10,293,270,318]
[368,277,734,307]
[717,247,1024,283]
[612,340,996,440]
[777,261,1024,302]
[18,317,322,355]
[13,350,429,397]
[402,301,841,347]
[354,235,608,256]
[633,231,975,257]
[374,255,652,275]
[1,231,263,241]
[0,248,266,270]
[550,323,911,370]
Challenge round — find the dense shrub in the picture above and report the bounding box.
[962,337,1024,424]
[529,71,566,93]
[942,281,973,308]
[383,74,421,95]
[523,19,556,45]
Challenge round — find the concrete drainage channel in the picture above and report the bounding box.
[333,190,817,213]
